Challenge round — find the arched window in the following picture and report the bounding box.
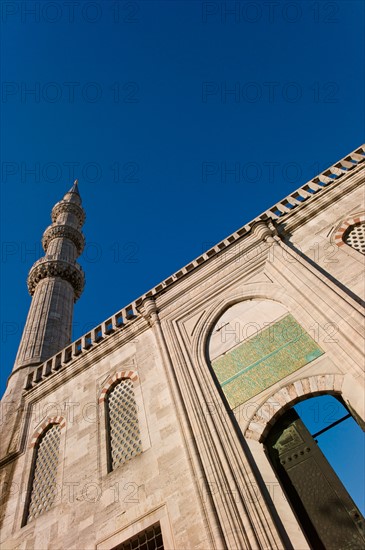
[334,215,365,254]
[23,424,61,525]
[106,378,142,472]
[343,222,365,254]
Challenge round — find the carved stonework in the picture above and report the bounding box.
[27,257,85,300]
[42,224,85,254]
[139,297,159,326]
[51,200,85,227]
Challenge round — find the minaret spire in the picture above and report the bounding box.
[69,179,80,194]
[1,183,85,461]
[13,182,86,371]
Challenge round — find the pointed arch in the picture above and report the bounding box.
[192,284,298,365]
[29,416,66,448]
[244,374,345,441]
[98,370,139,404]
[333,213,365,251]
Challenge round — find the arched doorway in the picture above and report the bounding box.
[205,297,365,547]
[265,395,365,549]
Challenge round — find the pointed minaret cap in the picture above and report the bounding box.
[64,179,82,204]
[69,179,80,195]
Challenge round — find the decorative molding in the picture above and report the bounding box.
[165,307,282,548]
[333,213,365,247]
[29,416,66,448]
[98,370,139,403]
[51,200,85,227]
[244,374,344,441]
[23,311,143,392]
[139,296,159,326]
[27,257,85,299]
[42,224,85,255]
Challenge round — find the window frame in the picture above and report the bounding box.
[105,377,142,472]
[98,369,150,476]
[96,505,175,550]
[21,419,65,527]
[333,213,365,260]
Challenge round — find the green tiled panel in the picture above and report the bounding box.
[212,314,323,408]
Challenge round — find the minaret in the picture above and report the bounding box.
[14,180,85,371]
[0,182,85,464]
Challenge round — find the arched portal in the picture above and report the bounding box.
[206,297,365,548]
[264,396,365,549]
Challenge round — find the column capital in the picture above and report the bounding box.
[139,296,159,326]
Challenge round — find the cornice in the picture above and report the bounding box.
[156,228,274,320]
[23,315,148,398]
[277,166,365,234]
[132,146,365,308]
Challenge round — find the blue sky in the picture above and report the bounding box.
[295,395,365,515]
[1,0,364,513]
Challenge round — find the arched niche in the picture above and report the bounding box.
[207,299,324,412]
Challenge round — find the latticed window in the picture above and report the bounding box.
[343,222,365,254]
[23,424,61,525]
[112,523,164,550]
[107,378,142,471]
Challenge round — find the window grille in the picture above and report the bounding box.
[25,424,61,524]
[107,379,142,470]
[112,523,164,550]
[343,222,365,254]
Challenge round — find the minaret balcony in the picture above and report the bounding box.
[51,200,85,227]
[27,256,85,300]
[42,224,85,255]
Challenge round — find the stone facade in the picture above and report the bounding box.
[0,146,364,549]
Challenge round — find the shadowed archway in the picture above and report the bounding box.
[264,396,365,549]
